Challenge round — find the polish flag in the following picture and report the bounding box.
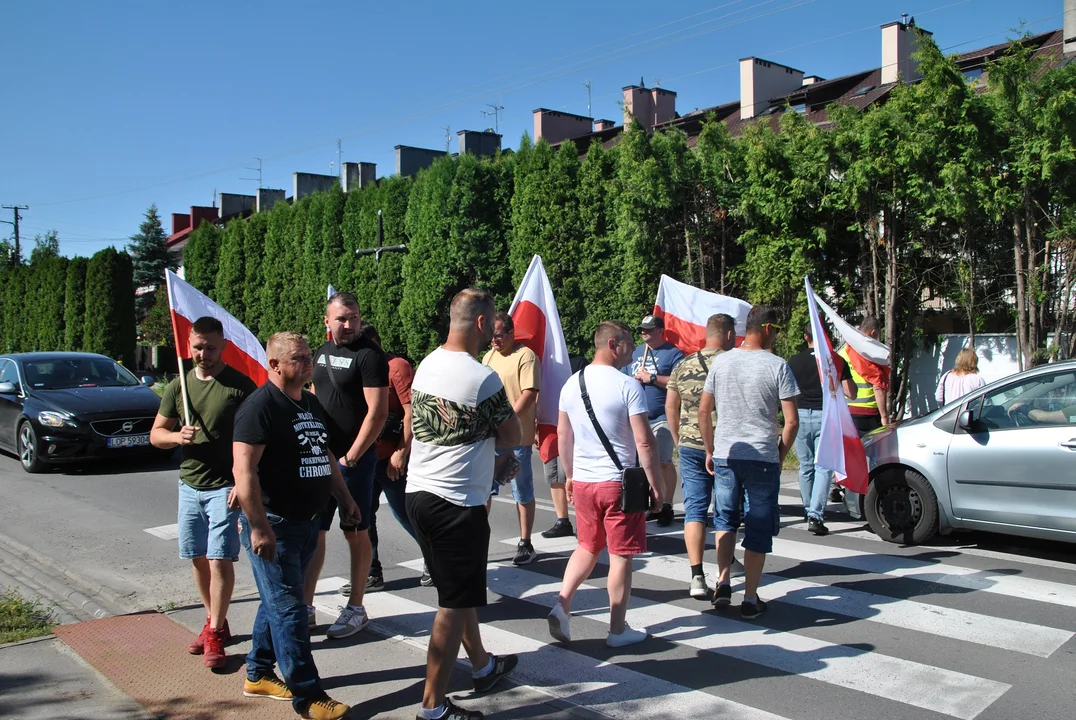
[165,269,268,387]
[811,291,890,390]
[327,284,336,341]
[508,255,571,463]
[805,276,869,494]
[652,275,752,353]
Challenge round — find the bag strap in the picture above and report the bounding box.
[322,348,354,409]
[578,369,625,473]
[696,351,708,375]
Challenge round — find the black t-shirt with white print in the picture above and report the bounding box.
[233,382,334,521]
[312,334,389,457]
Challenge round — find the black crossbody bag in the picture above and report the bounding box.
[578,369,652,514]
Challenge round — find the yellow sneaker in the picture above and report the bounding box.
[300,696,350,719]
[242,674,293,701]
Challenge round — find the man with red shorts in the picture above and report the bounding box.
[547,320,664,648]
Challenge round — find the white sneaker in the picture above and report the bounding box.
[730,558,746,578]
[326,605,369,639]
[606,625,647,648]
[306,605,317,630]
[547,603,571,642]
[689,574,710,600]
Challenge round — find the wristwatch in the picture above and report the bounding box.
[648,373,657,386]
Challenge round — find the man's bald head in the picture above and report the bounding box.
[449,288,495,333]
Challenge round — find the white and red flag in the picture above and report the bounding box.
[812,291,890,390]
[508,255,571,463]
[327,284,337,341]
[652,274,752,354]
[805,277,869,494]
[165,269,268,387]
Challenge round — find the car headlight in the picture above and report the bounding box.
[38,411,77,428]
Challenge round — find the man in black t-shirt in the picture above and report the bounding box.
[786,323,856,536]
[302,291,389,641]
[233,331,359,720]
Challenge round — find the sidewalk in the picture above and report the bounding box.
[0,581,591,720]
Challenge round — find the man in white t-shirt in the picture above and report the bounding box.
[547,320,664,649]
[405,288,522,720]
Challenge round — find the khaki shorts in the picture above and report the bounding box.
[651,420,674,464]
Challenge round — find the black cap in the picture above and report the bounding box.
[637,315,664,331]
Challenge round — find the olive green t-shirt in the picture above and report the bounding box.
[159,366,258,489]
[667,348,723,451]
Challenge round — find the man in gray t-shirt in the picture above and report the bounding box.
[698,305,799,620]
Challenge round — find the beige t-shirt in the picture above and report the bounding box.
[482,345,541,442]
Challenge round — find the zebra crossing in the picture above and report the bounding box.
[308,492,1076,720]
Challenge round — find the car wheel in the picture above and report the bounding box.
[17,421,49,474]
[865,468,939,545]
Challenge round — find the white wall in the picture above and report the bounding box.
[906,334,1022,417]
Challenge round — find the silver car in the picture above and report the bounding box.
[862,360,1076,545]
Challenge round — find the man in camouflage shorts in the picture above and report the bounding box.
[664,314,736,600]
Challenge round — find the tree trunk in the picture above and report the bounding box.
[1025,196,1042,364]
[719,219,727,294]
[884,204,900,416]
[1014,215,1029,371]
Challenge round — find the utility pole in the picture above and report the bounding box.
[584,80,592,117]
[337,138,343,182]
[2,205,28,267]
[443,125,452,153]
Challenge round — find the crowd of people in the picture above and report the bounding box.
[149,287,935,720]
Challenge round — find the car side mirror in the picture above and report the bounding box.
[958,409,975,430]
[0,381,16,395]
[141,375,155,386]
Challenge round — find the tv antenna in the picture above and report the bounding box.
[483,103,504,133]
[241,158,263,189]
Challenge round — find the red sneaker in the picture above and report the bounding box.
[187,618,209,655]
[219,618,232,644]
[202,628,227,669]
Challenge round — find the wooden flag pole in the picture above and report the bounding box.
[641,345,651,378]
[165,272,193,427]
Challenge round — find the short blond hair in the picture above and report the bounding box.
[953,348,979,374]
[266,331,307,361]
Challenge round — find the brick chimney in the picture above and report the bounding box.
[533,108,593,144]
[739,57,804,120]
[881,20,932,85]
[594,119,616,131]
[622,84,677,130]
[1065,0,1075,55]
[171,213,191,235]
[457,130,502,157]
[343,162,377,193]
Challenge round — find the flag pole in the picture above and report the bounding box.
[165,272,193,427]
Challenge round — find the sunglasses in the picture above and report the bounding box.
[764,323,783,332]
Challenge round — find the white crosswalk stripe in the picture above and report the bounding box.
[499,535,1074,657]
[312,576,791,720]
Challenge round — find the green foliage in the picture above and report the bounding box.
[83,247,136,366]
[182,221,222,299]
[127,205,175,316]
[142,288,173,346]
[29,256,69,351]
[63,257,88,351]
[214,217,246,323]
[0,589,55,644]
[241,212,268,333]
[257,200,294,337]
[29,231,60,266]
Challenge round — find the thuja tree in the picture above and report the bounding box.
[241,212,268,334]
[63,257,88,351]
[182,221,222,299]
[369,175,412,355]
[257,200,294,337]
[299,189,332,341]
[576,139,620,349]
[83,247,136,366]
[29,255,69,351]
[214,217,247,323]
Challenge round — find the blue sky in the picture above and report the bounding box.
[0,0,1063,258]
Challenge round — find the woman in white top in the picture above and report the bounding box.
[935,348,986,407]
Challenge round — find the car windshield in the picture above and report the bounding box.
[23,358,141,390]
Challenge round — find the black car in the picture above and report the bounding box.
[0,352,169,473]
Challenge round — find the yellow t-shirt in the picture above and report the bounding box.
[482,345,541,443]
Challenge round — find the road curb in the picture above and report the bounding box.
[0,529,134,621]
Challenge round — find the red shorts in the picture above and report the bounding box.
[572,480,646,556]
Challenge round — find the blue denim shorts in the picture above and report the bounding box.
[679,446,714,524]
[178,481,240,561]
[490,446,535,504]
[712,458,781,554]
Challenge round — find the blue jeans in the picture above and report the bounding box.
[712,458,781,554]
[679,446,714,525]
[241,512,325,713]
[490,446,535,504]
[370,457,418,576]
[795,409,833,522]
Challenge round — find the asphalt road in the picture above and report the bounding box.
[2,448,1076,720]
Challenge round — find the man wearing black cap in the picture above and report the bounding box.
[622,314,684,526]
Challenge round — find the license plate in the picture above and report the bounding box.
[108,434,150,448]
